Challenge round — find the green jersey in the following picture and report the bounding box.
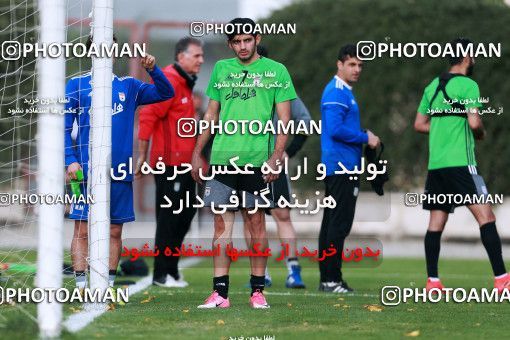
[417,75,482,170]
[206,57,297,166]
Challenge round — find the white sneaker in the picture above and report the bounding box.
[153,275,188,288]
[173,270,187,285]
[164,274,188,288]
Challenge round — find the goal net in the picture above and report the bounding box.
[0,0,113,337]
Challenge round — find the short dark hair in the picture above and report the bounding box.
[86,34,117,52]
[338,44,358,63]
[174,37,202,61]
[338,44,358,62]
[448,37,473,66]
[226,17,257,41]
[257,45,268,57]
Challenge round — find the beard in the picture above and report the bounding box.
[467,62,474,76]
[350,75,360,83]
[237,47,256,62]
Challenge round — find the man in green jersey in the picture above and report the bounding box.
[192,18,296,308]
[414,38,509,293]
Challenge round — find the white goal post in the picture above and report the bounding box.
[86,0,113,311]
[36,0,114,335]
[36,0,66,337]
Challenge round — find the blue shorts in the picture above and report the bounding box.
[69,181,135,224]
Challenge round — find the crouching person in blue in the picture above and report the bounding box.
[64,35,174,289]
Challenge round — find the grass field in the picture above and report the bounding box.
[1,257,508,339]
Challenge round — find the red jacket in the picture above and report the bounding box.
[138,64,196,167]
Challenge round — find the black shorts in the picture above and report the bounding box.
[202,166,275,211]
[265,173,291,214]
[423,166,489,213]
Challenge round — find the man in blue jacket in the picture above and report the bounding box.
[319,44,380,293]
[65,35,174,289]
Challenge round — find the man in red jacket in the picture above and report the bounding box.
[136,37,204,287]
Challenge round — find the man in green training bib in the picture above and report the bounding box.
[191,17,296,309]
[414,38,509,293]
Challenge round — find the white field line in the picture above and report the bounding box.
[64,257,202,333]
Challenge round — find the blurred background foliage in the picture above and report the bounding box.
[261,0,510,194]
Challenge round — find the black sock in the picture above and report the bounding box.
[250,275,265,295]
[109,269,117,286]
[168,271,180,280]
[425,230,442,278]
[213,275,229,299]
[168,267,179,280]
[480,222,507,276]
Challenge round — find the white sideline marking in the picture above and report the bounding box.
[64,257,202,333]
[264,291,380,298]
[165,290,380,299]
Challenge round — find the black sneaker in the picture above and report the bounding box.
[318,281,354,293]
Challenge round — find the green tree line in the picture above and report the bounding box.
[262,0,510,194]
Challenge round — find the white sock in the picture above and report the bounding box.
[428,277,440,282]
[76,281,86,289]
[495,273,508,280]
[286,258,299,272]
[75,271,87,289]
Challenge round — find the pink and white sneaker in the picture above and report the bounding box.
[425,278,445,293]
[197,291,230,309]
[495,273,510,293]
[249,290,270,309]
